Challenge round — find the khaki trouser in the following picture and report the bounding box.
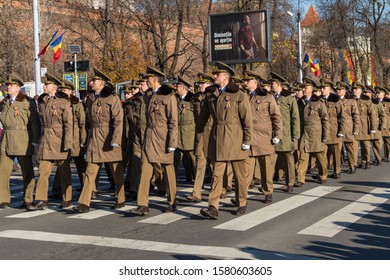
[297,150,328,183]
[371,138,382,162]
[209,159,250,209]
[53,154,86,194]
[174,149,196,181]
[249,155,275,195]
[359,140,371,164]
[0,155,35,204]
[275,151,295,186]
[344,140,358,168]
[192,152,207,199]
[327,143,342,175]
[384,137,390,159]
[35,159,72,202]
[78,161,125,206]
[137,159,176,207]
[128,151,142,193]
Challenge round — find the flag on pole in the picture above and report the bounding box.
[38,30,58,57]
[50,32,65,63]
[303,53,321,77]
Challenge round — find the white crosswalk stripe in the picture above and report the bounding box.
[298,188,390,237]
[213,186,342,231]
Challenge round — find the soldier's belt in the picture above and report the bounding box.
[44,124,63,128]
[3,126,27,130]
[216,120,240,125]
[92,123,110,128]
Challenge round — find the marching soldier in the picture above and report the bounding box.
[243,71,282,203]
[296,77,329,187]
[197,61,252,219]
[364,87,386,165]
[30,73,73,210]
[74,68,125,212]
[353,82,377,169]
[173,76,196,183]
[320,78,345,179]
[270,72,300,192]
[0,74,40,209]
[186,73,213,202]
[379,87,390,161]
[336,81,360,174]
[130,66,178,216]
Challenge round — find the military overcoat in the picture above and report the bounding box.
[382,98,390,137]
[177,91,196,151]
[69,95,86,157]
[297,94,330,153]
[324,94,346,144]
[355,95,378,141]
[37,91,73,160]
[341,95,360,142]
[0,92,40,156]
[143,85,178,164]
[84,86,123,163]
[196,82,253,162]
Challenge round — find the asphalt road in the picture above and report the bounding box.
[0,160,389,260]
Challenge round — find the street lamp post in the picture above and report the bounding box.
[69,45,82,98]
[33,0,42,96]
[297,0,303,83]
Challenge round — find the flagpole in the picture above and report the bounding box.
[298,0,303,83]
[33,0,42,96]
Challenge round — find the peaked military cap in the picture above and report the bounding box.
[320,78,334,88]
[363,86,375,94]
[302,77,318,87]
[137,72,148,82]
[375,86,388,94]
[146,66,166,78]
[5,74,24,87]
[259,79,272,87]
[269,72,287,83]
[212,61,236,76]
[352,81,365,90]
[242,70,262,81]
[231,76,243,84]
[45,73,62,86]
[60,80,75,91]
[197,72,214,84]
[106,81,115,91]
[174,76,191,88]
[129,80,140,89]
[124,85,132,93]
[91,67,111,82]
[336,81,349,90]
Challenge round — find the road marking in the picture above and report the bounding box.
[214,186,342,231]
[298,188,390,237]
[5,208,57,218]
[0,230,318,260]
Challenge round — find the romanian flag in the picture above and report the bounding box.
[303,54,321,77]
[38,30,58,57]
[50,32,65,63]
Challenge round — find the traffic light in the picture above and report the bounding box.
[64,60,90,72]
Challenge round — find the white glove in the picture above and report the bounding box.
[242,143,250,150]
[111,143,120,147]
[64,148,71,151]
[322,139,327,143]
[32,142,38,147]
[272,138,280,144]
[370,130,376,134]
[168,147,176,152]
[353,132,358,136]
[80,144,85,148]
[337,133,344,137]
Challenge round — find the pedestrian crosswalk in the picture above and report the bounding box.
[2,174,389,240]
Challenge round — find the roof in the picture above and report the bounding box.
[301,4,320,27]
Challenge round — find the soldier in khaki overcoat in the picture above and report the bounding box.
[173,76,196,183]
[336,82,360,174]
[296,78,329,187]
[30,73,73,210]
[0,74,40,209]
[74,68,125,212]
[243,71,282,204]
[353,82,377,169]
[364,87,387,166]
[270,73,300,192]
[130,66,178,216]
[377,87,390,161]
[320,78,346,179]
[197,62,253,219]
[186,73,214,202]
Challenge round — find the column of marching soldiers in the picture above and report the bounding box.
[1,61,390,220]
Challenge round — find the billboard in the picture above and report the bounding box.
[209,10,271,64]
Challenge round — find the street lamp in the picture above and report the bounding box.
[69,45,82,98]
[287,1,303,83]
